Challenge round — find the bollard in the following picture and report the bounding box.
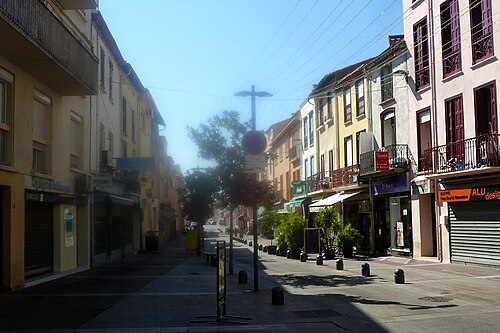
[271,286,284,305]
[336,258,344,270]
[248,241,252,246]
[361,263,370,276]
[258,244,263,251]
[394,268,405,284]
[300,251,307,262]
[238,270,248,284]
[286,250,292,259]
[263,246,268,253]
[316,255,323,265]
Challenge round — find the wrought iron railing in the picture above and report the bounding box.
[289,144,300,161]
[443,49,461,77]
[306,165,359,193]
[422,134,500,174]
[359,144,409,175]
[0,0,97,94]
[472,31,494,64]
[381,78,393,102]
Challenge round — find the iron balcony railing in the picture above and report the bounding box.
[306,165,359,193]
[422,134,500,174]
[472,29,494,65]
[289,144,301,162]
[0,0,98,95]
[359,144,410,175]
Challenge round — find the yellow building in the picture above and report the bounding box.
[0,0,98,290]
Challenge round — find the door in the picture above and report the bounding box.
[25,201,53,277]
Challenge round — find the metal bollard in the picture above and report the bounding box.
[258,244,263,251]
[336,258,344,270]
[286,250,292,259]
[271,286,284,305]
[394,268,405,284]
[361,263,370,276]
[263,246,268,253]
[316,255,323,265]
[248,241,252,246]
[238,270,248,284]
[300,251,307,262]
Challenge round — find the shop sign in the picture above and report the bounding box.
[438,186,500,202]
[375,151,389,171]
[94,175,112,188]
[32,177,70,193]
[371,173,409,195]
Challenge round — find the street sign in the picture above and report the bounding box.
[245,154,266,173]
[242,130,267,155]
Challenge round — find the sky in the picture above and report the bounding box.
[99,0,404,174]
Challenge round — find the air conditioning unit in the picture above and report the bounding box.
[76,174,93,194]
[101,150,110,166]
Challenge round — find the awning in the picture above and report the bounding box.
[286,198,307,210]
[309,191,361,212]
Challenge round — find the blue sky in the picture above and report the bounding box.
[99,0,404,174]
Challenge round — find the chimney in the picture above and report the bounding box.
[389,35,404,47]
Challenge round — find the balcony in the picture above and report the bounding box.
[422,134,500,174]
[57,0,98,9]
[0,0,98,95]
[306,165,359,193]
[359,144,409,176]
[289,144,301,163]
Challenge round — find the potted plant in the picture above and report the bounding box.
[283,212,307,259]
[259,209,283,255]
[335,223,363,258]
[274,227,287,256]
[314,206,341,259]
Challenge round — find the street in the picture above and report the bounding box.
[0,224,499,332]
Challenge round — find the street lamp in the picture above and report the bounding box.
[234,85,272,292]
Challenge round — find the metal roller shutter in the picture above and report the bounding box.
[25,201,53,277]
[449,202,500,265]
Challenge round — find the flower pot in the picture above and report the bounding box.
[323,248,336,260]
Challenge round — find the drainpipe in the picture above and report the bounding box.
[428,1,442,262]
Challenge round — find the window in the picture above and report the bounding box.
[356,80,365,117]
[344,135,353,167]
[320,154,325,177]
[122,140,127,157]
[413,17,430,90]
[318,98,324,126]
[0,68,13,165]
[470,0,494,64]
[70,112,83,169]
[381,65,393,101]
[310,156,315,176]
[100,48,105,89]
[356,130,366,164]
[441,0,461,77]
[122,97,127,135]
[445,95,464,162]
[99,123,105,152]
[474,81,497,136]
[132,110,136,142]
[328,149,334,174]
[308,111,314,146]
[344,88,352,122]
[108,60,114,100]
[303,117,308,149]
[381,109,396,147]
[417,109,432,170]
[108,131,114,162]
[327,92,332,119]
[33,89,52,173]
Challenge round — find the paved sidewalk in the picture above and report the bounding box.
[0,226,499,332]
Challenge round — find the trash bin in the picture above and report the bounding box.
[272,286,284,305]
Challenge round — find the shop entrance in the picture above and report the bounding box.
[374,198,390,254]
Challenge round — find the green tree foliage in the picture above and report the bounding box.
[182,170,218,223]
[275,212,306,252]
[335,223,363,257]
[313,206,342,249]
[259,209,284,238]
[187,110,274,208]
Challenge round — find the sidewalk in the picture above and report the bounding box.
[0,227,499,332]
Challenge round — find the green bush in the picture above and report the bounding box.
[259,209,284,239]
[281,212,307,252]
[335,223,363,257]
[313,206,341,249]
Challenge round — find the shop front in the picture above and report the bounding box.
[371,173,412,256]
[438,184,500,266]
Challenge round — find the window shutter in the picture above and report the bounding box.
[482,0,493,35]
[451,0,461,52]
[455,97,464,142]
[490,83,497,134]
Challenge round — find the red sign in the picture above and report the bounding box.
[375,151,389,171]
[242,130,267,155]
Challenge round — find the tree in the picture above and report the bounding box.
[313,206,342,250]
[259,209,284,238]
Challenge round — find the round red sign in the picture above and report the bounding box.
[242,130,267,155]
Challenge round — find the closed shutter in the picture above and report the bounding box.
[25,201,53,277]
[93,204,107,261]
[449,201,500,265]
